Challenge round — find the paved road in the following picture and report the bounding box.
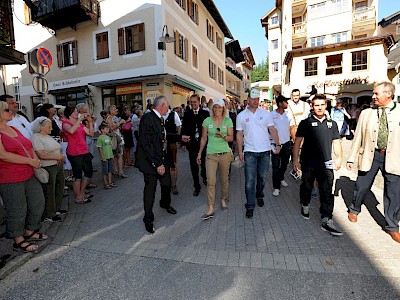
[0,139,399,299]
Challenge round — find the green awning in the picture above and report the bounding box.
[176,77,205,92]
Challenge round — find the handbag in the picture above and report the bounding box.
[229,149,235,162]
[109,131,123,150]
[0,130,49,184]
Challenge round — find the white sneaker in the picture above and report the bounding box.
[281,180,288,187]
[272,189,280,197]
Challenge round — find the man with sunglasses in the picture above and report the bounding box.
[181,94,210,196]
[0,95,32,139]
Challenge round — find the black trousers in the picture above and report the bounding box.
[143,167,171,224]
[300,165,334,220]
[188,141,206,190]
[271,142,291,189]
[350,150,400,232]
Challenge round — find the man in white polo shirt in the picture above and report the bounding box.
[0,95,32,139]
[271,95,294,197]
[236,89,281,218]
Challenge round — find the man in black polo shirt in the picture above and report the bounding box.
[293,94,343,236]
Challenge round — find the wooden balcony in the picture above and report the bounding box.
[24,0,100,32]
[352,6,376,34]
[292,0,307,16]
[292,22,307,47]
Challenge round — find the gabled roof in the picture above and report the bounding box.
[201,0,233,39]
[225,40,244,63]
[242,47,255,66]
[260,7,278,39]
[378,11,400,28]
[388,43,400,71]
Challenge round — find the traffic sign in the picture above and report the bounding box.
[32,75,48,94]
[36,47,53,68]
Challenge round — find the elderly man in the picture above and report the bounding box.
[236,88,281,218]
[136,95,177,233]
[0,95,32,139]
[347,82,400,243]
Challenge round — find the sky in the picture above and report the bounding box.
[214,0,397,65]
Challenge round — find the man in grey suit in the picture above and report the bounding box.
[347,82,400,243]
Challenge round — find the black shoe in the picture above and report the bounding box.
[246,209,254,218]
[56,210,68,216]
[161,206,177,214]
[321,219,343,236]
[301,206,310,220]
[193,189,200,196]
[201,212,214,220]
[257,198,264,207]
[44,216,62,222]
[145,222,155,234]
[203,178,207,186]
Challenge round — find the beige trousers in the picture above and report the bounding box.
[205,152,231,207]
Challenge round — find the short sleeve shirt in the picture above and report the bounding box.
[96,134,114,160]
[296,116,340,167]
[287,100,311,127]
[236,108,274,152]
[32,133,62,167]
[271,110,293,145]
[62,120,89,156]
[202,117,233,154]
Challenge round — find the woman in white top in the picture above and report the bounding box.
[32,117,66,222]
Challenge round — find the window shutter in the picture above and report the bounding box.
[174,30,179,55]
[195,4,199,24]
[182,0,186,10]
[103,33,109,58]
[206,20,209,38]
[185,38,188,61]
[118,28,125,55]
[209,60,211,77]
[72,40,78,65]
[96,34,102,59]
[188,0,192,18]
[56,44,63,67]
[138,23,145,51]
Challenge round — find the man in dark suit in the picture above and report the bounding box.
[181,94,210,196]
[136,95,177,233]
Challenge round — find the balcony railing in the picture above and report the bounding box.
[24,0,100,31]
[292,22,307,36]
[353,6,375,23]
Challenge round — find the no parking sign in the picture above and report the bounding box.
[36,47,53,68]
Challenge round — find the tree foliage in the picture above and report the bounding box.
[251,57,269,83]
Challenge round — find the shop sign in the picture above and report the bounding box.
[146,82,160,87]
[144,89,163,103]
[52,79,81,89]
[309,76,369,90]
[173,84,191,96]
[116,83,142,95]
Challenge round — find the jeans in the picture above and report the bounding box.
[271,142,291,189]
[300,165,334,220]
[244,151,270,210]
[206,152,231,207]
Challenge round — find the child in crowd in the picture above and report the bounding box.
[97,124,116,189]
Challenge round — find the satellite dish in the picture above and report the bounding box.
[160,25,175,43]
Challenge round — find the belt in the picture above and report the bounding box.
[376,149,386,154]
[214,152,228,156]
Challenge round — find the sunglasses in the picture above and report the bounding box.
[3,108,10,112]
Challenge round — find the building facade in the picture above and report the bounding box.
[5,0,233,119]
[261,0,394,104]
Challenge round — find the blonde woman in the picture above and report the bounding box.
[197,99,233,220]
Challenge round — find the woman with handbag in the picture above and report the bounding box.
[106,105,127,178]
[32,117,66,222]
[121,106,134,167]
[197,99,233,220]
[0,101,48,253]
[62,106,94,204]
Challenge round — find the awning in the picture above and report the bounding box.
[0,46,25,65]
[48,85,87,94]
[89,74,170,87]
[175,77,205,92]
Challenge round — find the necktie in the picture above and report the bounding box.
[377,108,388,150]
[194,111,198,115]
[160,117,167,152]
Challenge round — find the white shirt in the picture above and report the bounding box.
[271,110,292,145]
[236,108,275,152]
[7,114,32,139]
[286,100,311,127]
[162,109,182,126]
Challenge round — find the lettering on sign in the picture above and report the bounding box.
[116,83,142,95]
[144,89,163,103]
[52,79,81,88]
[308,76,369,90]
[173,84,191,96]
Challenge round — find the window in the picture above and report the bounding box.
[216,32,223,52]
[188,0,199,24]
[354,1,367,11]
[174,30,188,61]
[209,60,216,79]
[397,74,400,84]
[326,54,342,75]
[95,32,109,60]
[118,23,145,55]
[310,36,325,47]
[310,2,326,12]
[207,20,214,42]
[175,0,186,10]
[331,32,347,43]
[271,39,279,50]
[218,67,224,85]
[397,25,400,35]
[305,57,318,76]
[332,0,348,13]
[272,62,279,73]
[352,50,368,71]
[56,40,78,67]
[354,34,367,39]
[192,45,198,69]
[271,16,279,25]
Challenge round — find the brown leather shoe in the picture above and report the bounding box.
[386,231,400,243]
[348,212,358,223]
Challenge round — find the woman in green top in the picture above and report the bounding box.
[197,99,233,220]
